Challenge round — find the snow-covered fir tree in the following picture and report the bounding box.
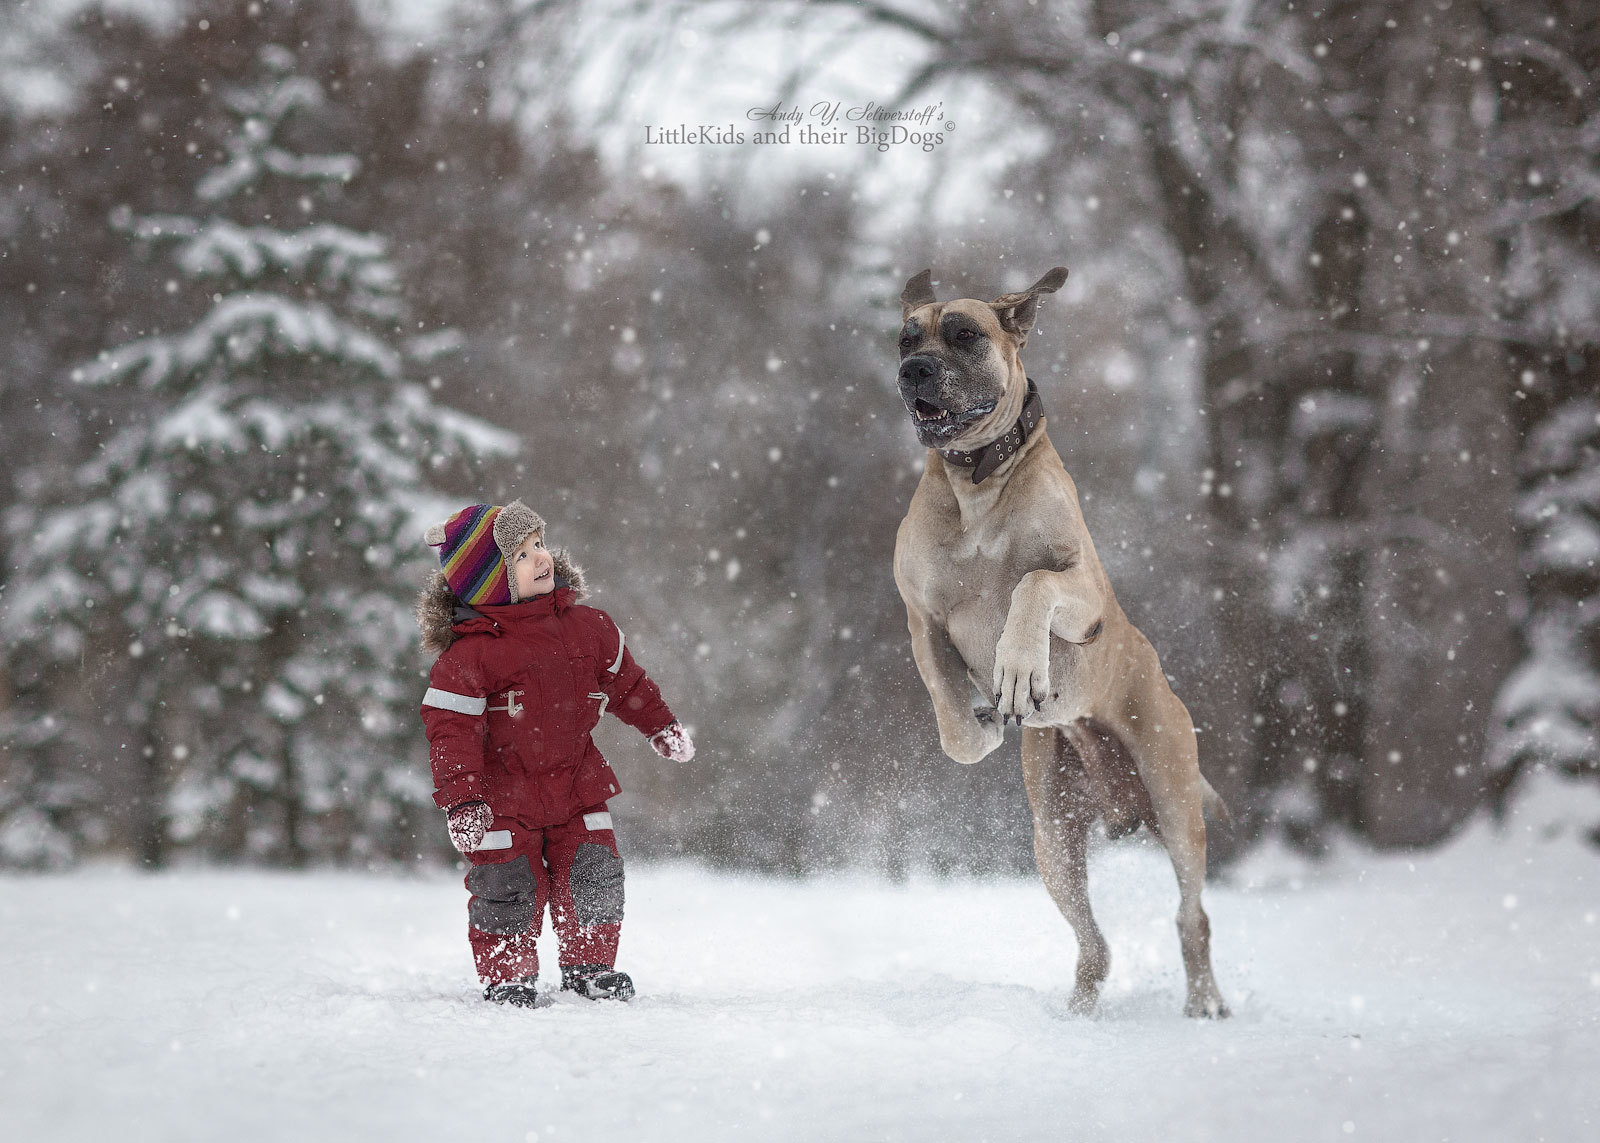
[1484,21,1600,835]
[1490,395,1600,814]
[1,45,515,865]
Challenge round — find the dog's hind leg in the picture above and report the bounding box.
[1021,727,1109,1014]
[1119,702,1230,1018]
[1164,800,1227,1018]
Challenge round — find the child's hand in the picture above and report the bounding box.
[649,722,696,763]
[447,801,494,853]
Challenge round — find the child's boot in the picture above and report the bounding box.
[560,964,634,1001]
[483,975,540,1007]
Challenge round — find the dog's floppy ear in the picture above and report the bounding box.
[990,266,1069,339]
[900,268,937,318]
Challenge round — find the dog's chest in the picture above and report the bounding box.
[909,521,1035,623]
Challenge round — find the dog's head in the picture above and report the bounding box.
[896,266,1067,450]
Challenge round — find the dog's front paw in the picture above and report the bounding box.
[993,633,1050,725]
[939,713,1003,765]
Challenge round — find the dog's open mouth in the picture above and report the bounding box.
[906,397,997,442]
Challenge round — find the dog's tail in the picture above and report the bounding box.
[1200,776,1234,831]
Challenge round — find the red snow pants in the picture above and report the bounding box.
[463,803,623,985]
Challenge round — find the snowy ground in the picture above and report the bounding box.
[4,777,1597,1143]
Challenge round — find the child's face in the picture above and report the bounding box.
[511,531,555,598]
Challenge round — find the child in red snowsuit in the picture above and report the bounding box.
[417,500,694,1006]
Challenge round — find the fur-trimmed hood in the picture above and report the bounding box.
[415,549,587,655]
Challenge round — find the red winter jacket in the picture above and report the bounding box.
[416,560,675,828]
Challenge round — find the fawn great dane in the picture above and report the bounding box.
[892,266,1228,1017]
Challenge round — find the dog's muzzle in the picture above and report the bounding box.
[898,355,996,445]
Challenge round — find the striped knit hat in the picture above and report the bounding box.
[423,500,547,605]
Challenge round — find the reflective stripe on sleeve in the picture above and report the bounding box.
[609,625,625,673]
[422,687,487,716]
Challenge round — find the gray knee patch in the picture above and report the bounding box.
[569,843,624,925]
[467,855,540,935]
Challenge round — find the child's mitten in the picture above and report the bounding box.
[649,722,696,763]
[447,800,494,853]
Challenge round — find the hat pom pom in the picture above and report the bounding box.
[423,523,447,547]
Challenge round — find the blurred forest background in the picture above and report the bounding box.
[1,0,1596,872]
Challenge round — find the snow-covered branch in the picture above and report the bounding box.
[72,294,401,389]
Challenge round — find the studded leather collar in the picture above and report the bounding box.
[938,378,1044,485]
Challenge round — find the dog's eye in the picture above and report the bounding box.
[954,328,979,342]
[898,335,916,351]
